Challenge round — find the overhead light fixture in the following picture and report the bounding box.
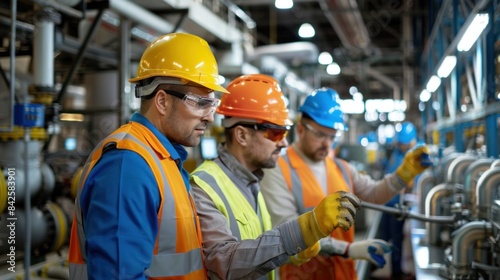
[326,63,341,75]
[218,75,226,85]
[419,89,431,102]
[275,0,293,9]
[298,23,315,38]
[457,13,489,52]
[426,75,441,92]
[437,55,457,78]
[60,113,85,122]
[318,52,333,65]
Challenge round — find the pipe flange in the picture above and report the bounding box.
[28,85,57,104]
[34,202,68,256]
[30,128,48,141]
[0,126,25,141]
[33,7,62,25]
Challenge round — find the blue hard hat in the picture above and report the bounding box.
[396,122,417,145]
[299,87,347,131]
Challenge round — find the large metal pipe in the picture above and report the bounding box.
[463,158,495,214]
[425,183,453,245]
[33,11,55,87]
[450,221,492,278]
[475,167,500,219]
[446,154,477,184]
[491,159,500,168]
[438,152,462,182]
[416,169,436,214]
[108,0,175,34]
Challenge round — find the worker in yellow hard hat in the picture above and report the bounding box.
[68,33,227,279]
[190,74,362,279]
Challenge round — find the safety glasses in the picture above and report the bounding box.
[163,89,221,116]
[238,123,290,142]
[302,122,341,142]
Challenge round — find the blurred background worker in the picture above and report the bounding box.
[190,75,361,280]
[260,88,431,280]
[68,33,228,279]
[378,121,418,279]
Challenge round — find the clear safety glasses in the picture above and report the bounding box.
[238,123,290,142]
[302,122,342,142]
[163,89,221,116]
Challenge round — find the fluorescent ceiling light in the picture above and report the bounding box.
[419,89,431,102]
[457,13,489,52]
[218,75,225,85]
[298,23,315,38]
[426,75,441,92]
[60,113,84,122]
[340,99,364,114]
[326,63,341,75]
[437,56,457,78]
[318,52,333,65]
[275,0,293,9]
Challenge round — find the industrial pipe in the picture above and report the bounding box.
[450,221,492,278]
[446,154,477,184]
[361,201,455,224]
[463,158,495,214]
[416,169,436,214]
[425,183,453,245]
[475,167,500,219]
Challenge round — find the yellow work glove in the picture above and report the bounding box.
[289,241,321,265]
[297,191,361,247]
[395,144,433,184]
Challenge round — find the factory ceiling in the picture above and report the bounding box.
[0,0,430,114]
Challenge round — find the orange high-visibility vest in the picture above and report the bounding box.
[278,147,356,280]
[68,121,207,279]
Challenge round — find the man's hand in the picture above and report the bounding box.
[297,191,361,247]
[289,241,321,265]
[395,144,432,183]
[348,239,393,268]
[320,238,393,268]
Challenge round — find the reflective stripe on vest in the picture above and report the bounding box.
[278,148,357,280]
[68,122,206,279]
[279,150,353,215]
[191,161,275,280]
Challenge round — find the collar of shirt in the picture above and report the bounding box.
[217,143,264,184]
[130,112,187,163]
[130,112,192,191]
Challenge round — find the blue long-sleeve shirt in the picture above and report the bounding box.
[79,112,190,279]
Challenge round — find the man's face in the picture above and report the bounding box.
[161,86,218,147]
[242,124,289,171]
[298,121,339,162]
[397,142,414,153]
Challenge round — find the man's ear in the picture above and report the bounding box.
[234,126,251,147]
[154,90,168,116]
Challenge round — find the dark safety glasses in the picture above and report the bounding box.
[238,123,290,142]
[163,89,221,116]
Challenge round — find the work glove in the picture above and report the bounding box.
[289,241,321,265]
[320,237,393,268]
[297,191,361,247]
[395,144,433,184]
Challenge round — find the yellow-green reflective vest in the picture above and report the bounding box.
[192,161,275,280]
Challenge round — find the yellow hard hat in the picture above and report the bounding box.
[129,33,228,93]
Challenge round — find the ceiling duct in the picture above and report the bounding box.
[247,41,319,65]
[317,0,372,53]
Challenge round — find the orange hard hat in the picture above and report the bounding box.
[216,74,292,127]
[129,33,228,93]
